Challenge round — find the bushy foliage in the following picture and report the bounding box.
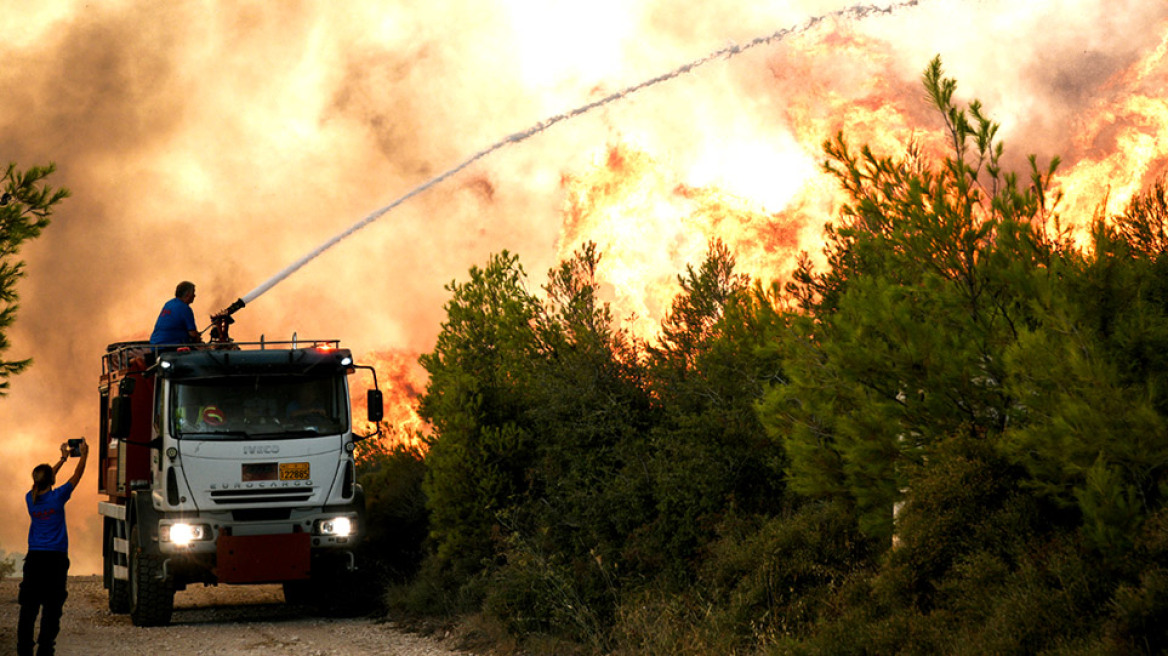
[1001,214,1168,557]
[753,57,1168,654]
[357,440,429,584]
[704,501,878,641]
[761,56,1065,541]
[417,250,542,588]
[410,238,786,636]
[1105,508,1168,653]
[635,242,787,580]
[412,245,654,624]
[387,56,1168,654]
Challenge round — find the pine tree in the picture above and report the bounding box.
[417,250,541,583]
[1,162,68,395]
[762,57,1062,539]
[639,240,787,575]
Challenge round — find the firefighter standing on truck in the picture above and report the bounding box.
[150,280,201,345]
[18,439,88,656]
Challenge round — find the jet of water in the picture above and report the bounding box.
[237,0,921,309]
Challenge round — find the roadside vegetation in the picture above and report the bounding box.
[359,58,1168,654]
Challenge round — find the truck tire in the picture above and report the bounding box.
[129,525,175,627]
[106,526,129,614]
[282,580,313,606]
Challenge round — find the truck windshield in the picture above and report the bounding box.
[170,375,348,439]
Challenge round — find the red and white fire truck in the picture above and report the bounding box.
[96,327,383,626]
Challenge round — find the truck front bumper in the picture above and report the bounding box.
[156,507,362,557]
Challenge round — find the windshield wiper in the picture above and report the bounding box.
[274,429,326,438]
[176,430,251,440]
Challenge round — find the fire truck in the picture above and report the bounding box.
[96,322,383,626]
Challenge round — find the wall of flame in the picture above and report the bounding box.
[1,0,1166,575]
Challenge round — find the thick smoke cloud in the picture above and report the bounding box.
[2,0,1166,574]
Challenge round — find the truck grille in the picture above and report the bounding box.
[210,488,314,504]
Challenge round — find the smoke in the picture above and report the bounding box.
[240,2,924,308]
[1,0,1166,575]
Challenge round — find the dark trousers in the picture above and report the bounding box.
[17,551,69,656]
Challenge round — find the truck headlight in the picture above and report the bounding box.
[314,517,353,537]
[161,522,211,547]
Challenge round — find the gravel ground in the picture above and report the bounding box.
[0,576,469,656]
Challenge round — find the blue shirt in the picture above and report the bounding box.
[26,481,74,552]
[150,297,196,344]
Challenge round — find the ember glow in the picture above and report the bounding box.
[2,0,1167,575]
[351,348,429,455]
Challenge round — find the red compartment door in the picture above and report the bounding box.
[216,532,311,584]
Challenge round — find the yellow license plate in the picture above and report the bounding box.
[279,462,310,480]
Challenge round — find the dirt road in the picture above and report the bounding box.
[0,576,468,656]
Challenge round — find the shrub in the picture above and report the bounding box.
[877,438,1043,609]
[482,529,617,653]
[357,441,430,586]
[700,500,878,642]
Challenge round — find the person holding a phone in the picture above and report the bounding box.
[17,439,88,656]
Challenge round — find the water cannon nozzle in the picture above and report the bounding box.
[209,298,246,343]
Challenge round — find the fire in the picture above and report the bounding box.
[350,349,430,456]
[552,28,951,341]
[553,15,1168,337]
[557,145,697,338]
[1054,24,1168,233]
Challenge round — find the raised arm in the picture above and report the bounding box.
[51,443,69,475]
[67,439,89,489]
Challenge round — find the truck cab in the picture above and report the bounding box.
[98,339,381,626]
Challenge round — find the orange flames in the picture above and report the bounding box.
[350,348,430,457]
[554,17,1168,343]
[1054,24,1168,233]
[551,28,953,340]
[556,143,813,340]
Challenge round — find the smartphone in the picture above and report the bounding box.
[68,438,83,457]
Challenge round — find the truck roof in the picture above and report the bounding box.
[103,340,350,379]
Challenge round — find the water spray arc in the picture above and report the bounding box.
[215,0,921,325]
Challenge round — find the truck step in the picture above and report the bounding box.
[98,501,127,521]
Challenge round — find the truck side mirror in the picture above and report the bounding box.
[367,389,384,423]
[110,396,133,439]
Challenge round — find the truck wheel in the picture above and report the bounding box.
[282,580,312,606]
[106,526,129,614]
[129,525,175,627]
